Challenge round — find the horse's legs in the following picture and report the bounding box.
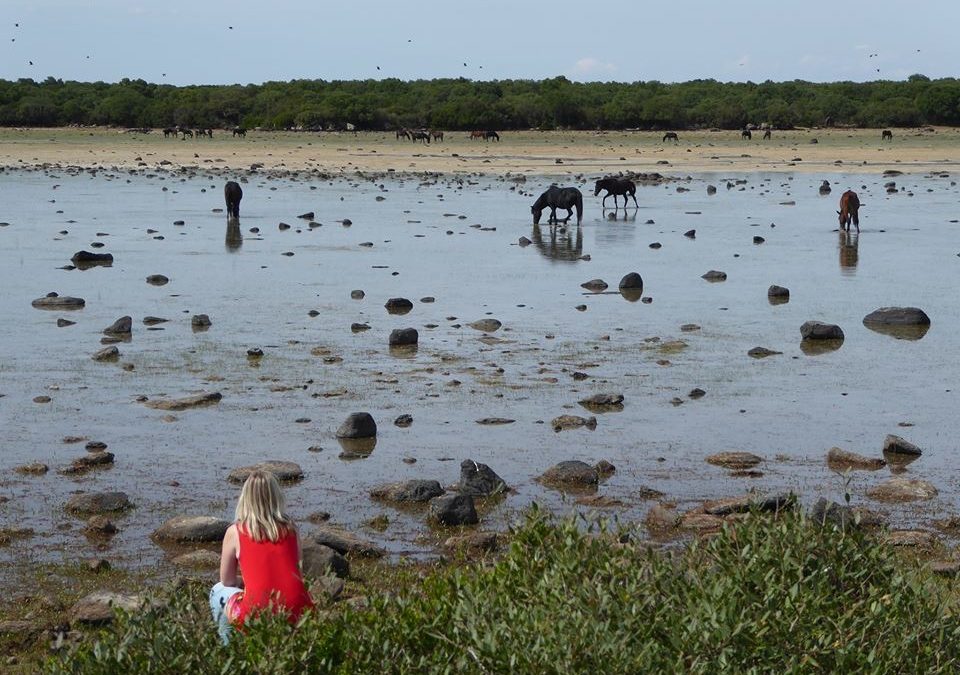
[602,193,609,208]
[630,192,639,208]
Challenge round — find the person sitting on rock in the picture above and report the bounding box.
[209,470,313,643]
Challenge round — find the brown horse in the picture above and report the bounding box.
[469,130,485,140]
[837,190,860,232]
[431,130,444,142]
[396,128,411,140]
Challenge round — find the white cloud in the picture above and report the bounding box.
[571,57,616,76]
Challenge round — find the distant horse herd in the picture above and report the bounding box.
[161,126,248,139]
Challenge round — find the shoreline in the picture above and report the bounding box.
[2,127,959,176]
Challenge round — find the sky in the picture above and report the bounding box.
[2,0,958,86]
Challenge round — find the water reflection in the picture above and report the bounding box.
[863,323,930,341]
[838,231,858,275]
[530,223,583,263]
[225,217,243,252]
[800,338,844,356]
[603,209,637,223]
[337,436,376,460]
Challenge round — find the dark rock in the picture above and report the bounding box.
[701,270,727,282]
[863,307,930,326]
[458,459,508,497]
[227,460,303,484]
[84,516,118,535]
[152,515,230,543]
[191,314,212,328]
[551,415,597,432]
[301,542,349,578]
[539,460,599,487]
[810,498,857,530]
[14,462,48,475]
[32,294,85,309]
[684,229,696,238]
[688,388,706,399]
[389,328,418,346]
[767,285,790,298]
[578,393,624,412]
[307,525,385,557]
[143,316,168,325]
[618,272,643,290]
[370,479,444,503]
[85,441,107,451]
[336,412,377,439]
[475,417,515,425]
[883,434,922,457]
[92,346,120,361]
[65,492,133,516]
[429,494,478,526]
[753,236,765,244]
[866,477,937,502]
[827,447,886,471]
[384,297,413,314]
[704,492,795,516]
[350,290,365,300]
[394,414,413,428]
[57,318,76,327]
[60,451,114,474]
[71,251,113,266]
[581,279,608,292]
[351,323,370,332]
[102,316,132,335]
[146,274,169,286]
[469,319,502,332]
[144,392,222,410]
[748,346,782,358]
[298,211,315,220]
[518,236,532,246]
[800,321,844,340]
[706,452,762,470]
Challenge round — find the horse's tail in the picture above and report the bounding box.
[575,192,583,223]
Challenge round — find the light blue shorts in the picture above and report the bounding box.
[209,582,243,644]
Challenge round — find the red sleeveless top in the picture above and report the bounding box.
[228,525,314,626]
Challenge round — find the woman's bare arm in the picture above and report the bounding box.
[219,524,240,586]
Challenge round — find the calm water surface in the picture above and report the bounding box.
[1,167,959,572]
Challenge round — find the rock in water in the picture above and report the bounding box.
[883,434,922,457]
[336,412,377,439]
[384,298,413,314]
[701,270,727,282]
[551,415,597,432]
[71,251,113,266]
[145,274,169,286]
[863,307,930,326]
[539,460,599,487]
[31,294,85,309]
[458,459,508,497]
[619,272,643,290]
[468,319,502,332]
[429,494,478,526]
[370,480,444,503]
[144,392,222,410]
[581,279,608,291]
[92,346,120,361]
[826,447,886,471]
[866,477,937,503]
[103,316,132,335]
[227,460,304,484]
[65,492,133,515]
[152,516,231,543]
[706,452,762,470]
[800,321,844,340]
[389,328,418,346]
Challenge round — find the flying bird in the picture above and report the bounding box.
[376,66,380,70]
[28,60,33,65]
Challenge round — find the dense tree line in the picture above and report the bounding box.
[1,74,958,130]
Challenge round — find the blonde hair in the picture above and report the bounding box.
[234,470,295,542]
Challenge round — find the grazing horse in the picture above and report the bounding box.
[741,129,752,140]
[410,130,431,144]
[232,126,247,138]
[594,177,639,209]
[224,181,243,219]
[180,127,193,139]
[882,129,893,141]
[162,127,177,138]
[837,190,860,232]
[762,129,772,140]
[195,128,207,138]
[396,128,411,140]
[484,130,500,141]
[469,130,485,140]
[531,186,583,225]
[431,130,444,142]
[662,132,679,143]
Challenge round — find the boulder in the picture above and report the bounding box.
[578,393,624,411]
[551,415,597,432]
[826,447,886,471]
[393,414,413,428]
[91,346,120,361]
[701,270,727,282]
[800,321,844,340]
[65,492,132,516]
[146,274,169,286]
[809,498,857,531]
[468,319,502,332]
[429,494,478,526]
[458,459,508,497]
[703,492,795,516]
[144,392,222,410]
[336,412,377,439]
[152,515,230,543]
[227,460,303,484]
[866,477,938,503]
[31,294,85,309]
[307,525,385,557]
[883,434,922,457]
[580,279,608,292]
[191,314,212,328]
[767,285,790,299]
[370,480,444,503]
[71,251,114,266]
[301,542,349,578]
[384,298,413,314]
[705,451,762,470]
[103,316,133,335]
[539,460,599,487]
[618,272,643,290]
[863,307,930,326]
[389,328,418,346]
[171,550,221,569]
[71,591,146,625]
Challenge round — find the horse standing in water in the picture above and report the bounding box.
[224,181,243,219]
[594,177,638,209]
[531,186,583,225]
[837,190,860,232]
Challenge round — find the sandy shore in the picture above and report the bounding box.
[1,127,959,176]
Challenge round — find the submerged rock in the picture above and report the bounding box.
[551,415,597,432]
[827,447,886,471]
[144,392,222,410]
[706,451,762,470]
[227,460,303,484]
[468,319,502,332]
[65,492,133,516]
[336,412,377,439]
[863,307,930,326]
[866,477,937,503]
[370,480,444,503]
[539,460,599,487]
[31,294,85,309]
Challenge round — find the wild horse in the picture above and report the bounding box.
[594,177,638,209]
[531,186,583,225]
[224,181,243,219]
[837,190,860,232]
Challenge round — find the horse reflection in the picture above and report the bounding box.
[838,230,858,274]
[225,217,243,252]
[531,223,583,262]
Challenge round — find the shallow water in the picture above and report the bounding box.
[1,167,959,573]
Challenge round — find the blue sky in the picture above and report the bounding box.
[2,0,957,85]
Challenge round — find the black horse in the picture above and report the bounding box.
[232,127,247,138]
[485,130,500,141]
[594,177,638,209]
[662,132,679,143]
[741,129,752,140]
[531,186,583,225]
[762,129,772,140]
[410,130,431,144]
[224,181,243,219]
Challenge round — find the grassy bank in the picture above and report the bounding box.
[45,507,960,674]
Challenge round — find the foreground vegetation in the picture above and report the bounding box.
[3,75,960,131]
[47,508,960,674]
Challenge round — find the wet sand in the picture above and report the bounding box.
[2,127,960,176]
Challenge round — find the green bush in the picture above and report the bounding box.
[50,508,960,674]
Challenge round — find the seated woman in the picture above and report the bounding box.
[209,470,314,643]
